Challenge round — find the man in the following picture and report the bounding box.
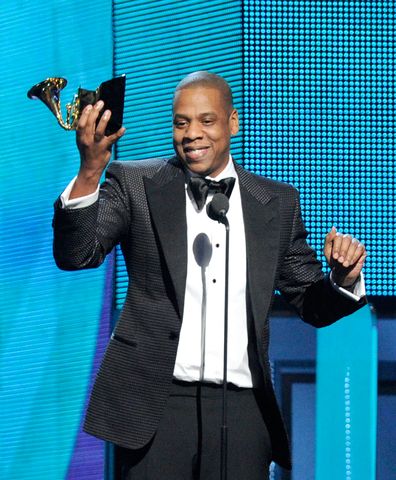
[53,71,367,479]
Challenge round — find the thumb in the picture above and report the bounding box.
[323,226,337,261]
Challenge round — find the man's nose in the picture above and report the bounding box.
[184,120,203,140]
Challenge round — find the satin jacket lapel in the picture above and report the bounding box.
[237,165,281,335]
[143,159,187,319]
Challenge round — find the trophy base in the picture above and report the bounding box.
[79,75,126,136]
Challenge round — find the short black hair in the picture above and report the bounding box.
[173,71,234,113]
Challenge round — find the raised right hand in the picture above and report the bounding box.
[70,101,125,199]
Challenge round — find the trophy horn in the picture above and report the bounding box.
[27,77,82,130]
[28,75,126,135]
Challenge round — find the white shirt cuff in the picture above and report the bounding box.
[329,271,366,302]
[60,176,100,209]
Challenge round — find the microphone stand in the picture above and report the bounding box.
[220,212,230,480]
[207,192,231,480]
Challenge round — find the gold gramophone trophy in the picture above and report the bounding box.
[27,75,126,136]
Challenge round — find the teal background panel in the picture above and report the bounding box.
[112,0,243,309]
[316,305,378,480]
[0,1,113,478]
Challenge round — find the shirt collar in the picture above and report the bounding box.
[208,155,237,181]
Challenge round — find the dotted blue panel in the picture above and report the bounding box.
[243,1,395,296]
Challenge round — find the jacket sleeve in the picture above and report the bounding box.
[276,189,367,327]
[52,162,131,271]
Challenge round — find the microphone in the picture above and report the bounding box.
[206,193,229,224]
[193,233,212,268]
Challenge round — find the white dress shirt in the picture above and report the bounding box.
[173,158,252,386]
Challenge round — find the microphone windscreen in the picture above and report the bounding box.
[193,233,212,268]
[207,193,229,221]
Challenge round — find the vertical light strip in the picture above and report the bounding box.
[316,306,378,479]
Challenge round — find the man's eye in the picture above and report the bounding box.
[174,120,187,128]
[202,119,214,125]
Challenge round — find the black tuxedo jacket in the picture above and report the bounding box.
[53,158,365,470]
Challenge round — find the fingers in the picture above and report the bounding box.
[77,101,103,135]
[77,100,108,137]
[75,100,125,174]
[332,233,353,263]
[96,112,126,146]
[77,100,125,146]
[107,126,126,143]
[324,226,337,245]
[335,235,366,267]
[94,107,111,141]
[344,240,366,267]
[325,229,367,269]
[77,104,92,130]
[342,238,358,266]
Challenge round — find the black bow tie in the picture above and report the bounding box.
[188,176,236,211]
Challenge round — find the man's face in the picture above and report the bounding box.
[172,86,239,177]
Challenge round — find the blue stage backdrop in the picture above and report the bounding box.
[112,0,244,308]
[114,0,395,301]
[0,1,113,479]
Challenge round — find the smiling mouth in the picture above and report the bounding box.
[183,146,210,160]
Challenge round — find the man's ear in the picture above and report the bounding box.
[229,109,239,136]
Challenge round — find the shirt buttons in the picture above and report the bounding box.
[212,279,217,283]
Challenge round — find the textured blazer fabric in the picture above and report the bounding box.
[53,158,366,470]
